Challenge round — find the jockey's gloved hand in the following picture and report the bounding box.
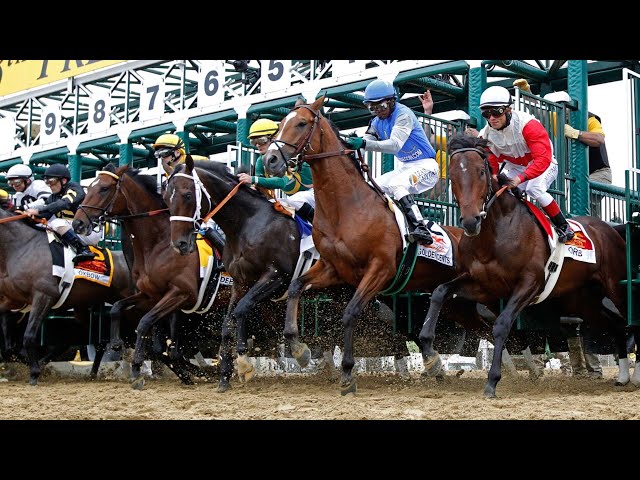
[346,137,366,150]
[564,124,580,139]
[513,78,531,93]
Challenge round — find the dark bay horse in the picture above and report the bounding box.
[0,208,134,385]
[165,158,304,392]
[73,164,226,389]
[418,134,635,397]
[261,96,494,395]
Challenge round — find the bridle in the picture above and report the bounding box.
[167,167,213,233]
[78,170,169,230]
[273,105,357,171]
[449,146,508,219]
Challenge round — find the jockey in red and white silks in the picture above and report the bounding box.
[479,109,558,208]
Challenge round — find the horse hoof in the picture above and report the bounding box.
[455,369,465,377]
[340,381,357,396]
[89,372,98,381]
[435,374,445,382]
[293,344,311,369]
[131,376,145,390]
[29,378,38,386]
[422,354,442,376]
[237,355,255,382]
[111,339,124,351]
[483,385,496,398]
[615,380,630,387]
[217,381,231,393]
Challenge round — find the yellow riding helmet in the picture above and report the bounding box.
[0,189,9,199]
[152,133,184,150]
[248,119,279,139]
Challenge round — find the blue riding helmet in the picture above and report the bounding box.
[363,79,397,104]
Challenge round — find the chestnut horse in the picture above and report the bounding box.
[418,135,637,397]
[73,164,226,389]
[261,96,496,395]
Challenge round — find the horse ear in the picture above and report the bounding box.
[115,164,129,176]
[294,97,306,107]
[311,95,325,111]
[185,154,194,171]
[104,163,116,173]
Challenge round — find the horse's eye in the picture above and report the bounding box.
[183,192,193,201]
[100,186,110,193]
[297,121,307,128]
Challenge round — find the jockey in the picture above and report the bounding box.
[346,79,439,245]
[152,133,225,250]
[238,118,316,223]
[477,85,575,243]
[25,164,98,264]
[5,163,51,211]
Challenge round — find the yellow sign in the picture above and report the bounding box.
[0,60,126,97]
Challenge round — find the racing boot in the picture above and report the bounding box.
[61,230,96,265]
[550,211,575,243]
[398,195,433,245]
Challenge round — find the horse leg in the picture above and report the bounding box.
[110,292,147,351]
[130,290,189,390]
[284,260,342,369]
[218,289,242,393]
[339,262,393,396]
[90,341,107,379]
[22,294,56,386]
[419,273,471,376]
[485,285,541,398]
[232,272,292,384]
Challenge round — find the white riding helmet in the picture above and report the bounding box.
[479,86,513,108]
[543,91,572,103]
[6,164,33,179]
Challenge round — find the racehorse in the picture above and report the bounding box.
[73,164,225,389]
[418,134,637,397]
[165,158,305,392]
[0,208,134,385]
[261,96,496,395]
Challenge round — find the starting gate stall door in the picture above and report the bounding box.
[198,61,225,108]
[0,115,16,154]
[88,92,112,134]
[40,104,61,146]
[140,76,166,121]
[260,60,291,94]
[332,60,368,78]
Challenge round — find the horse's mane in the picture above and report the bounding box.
[124,168,166,205]
[448,134,488,153]
[175,161,268,202]
[321,113,350,149]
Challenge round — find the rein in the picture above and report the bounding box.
[0,211,48,226]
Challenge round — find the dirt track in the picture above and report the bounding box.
[1,364,638,420]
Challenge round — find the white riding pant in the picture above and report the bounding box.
[279,189,315,210]
[500,160,558,208]
[49,217,102,245]
[375,157,439,199]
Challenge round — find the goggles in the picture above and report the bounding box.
[154,148,176,159]
[7,178,26,187]
[365,100,390,114]
[44,176,61,184]
[481,106,508,119]
[250,136,271,147]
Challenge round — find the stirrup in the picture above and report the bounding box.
[411,229,433,245]
[556,227,575,244]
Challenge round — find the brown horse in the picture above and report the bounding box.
[0,208,134,385]
[73,164,227,389]
[261,96,498,395]
[418,134,636,397]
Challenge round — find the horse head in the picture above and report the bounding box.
[73,163,129,235]
[164,155,205,256]
[263,95,326,177]
[448,135,493,237]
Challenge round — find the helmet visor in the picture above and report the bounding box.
[481,106,508,119]
[249,136,271,147]
[365,100,390,114]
